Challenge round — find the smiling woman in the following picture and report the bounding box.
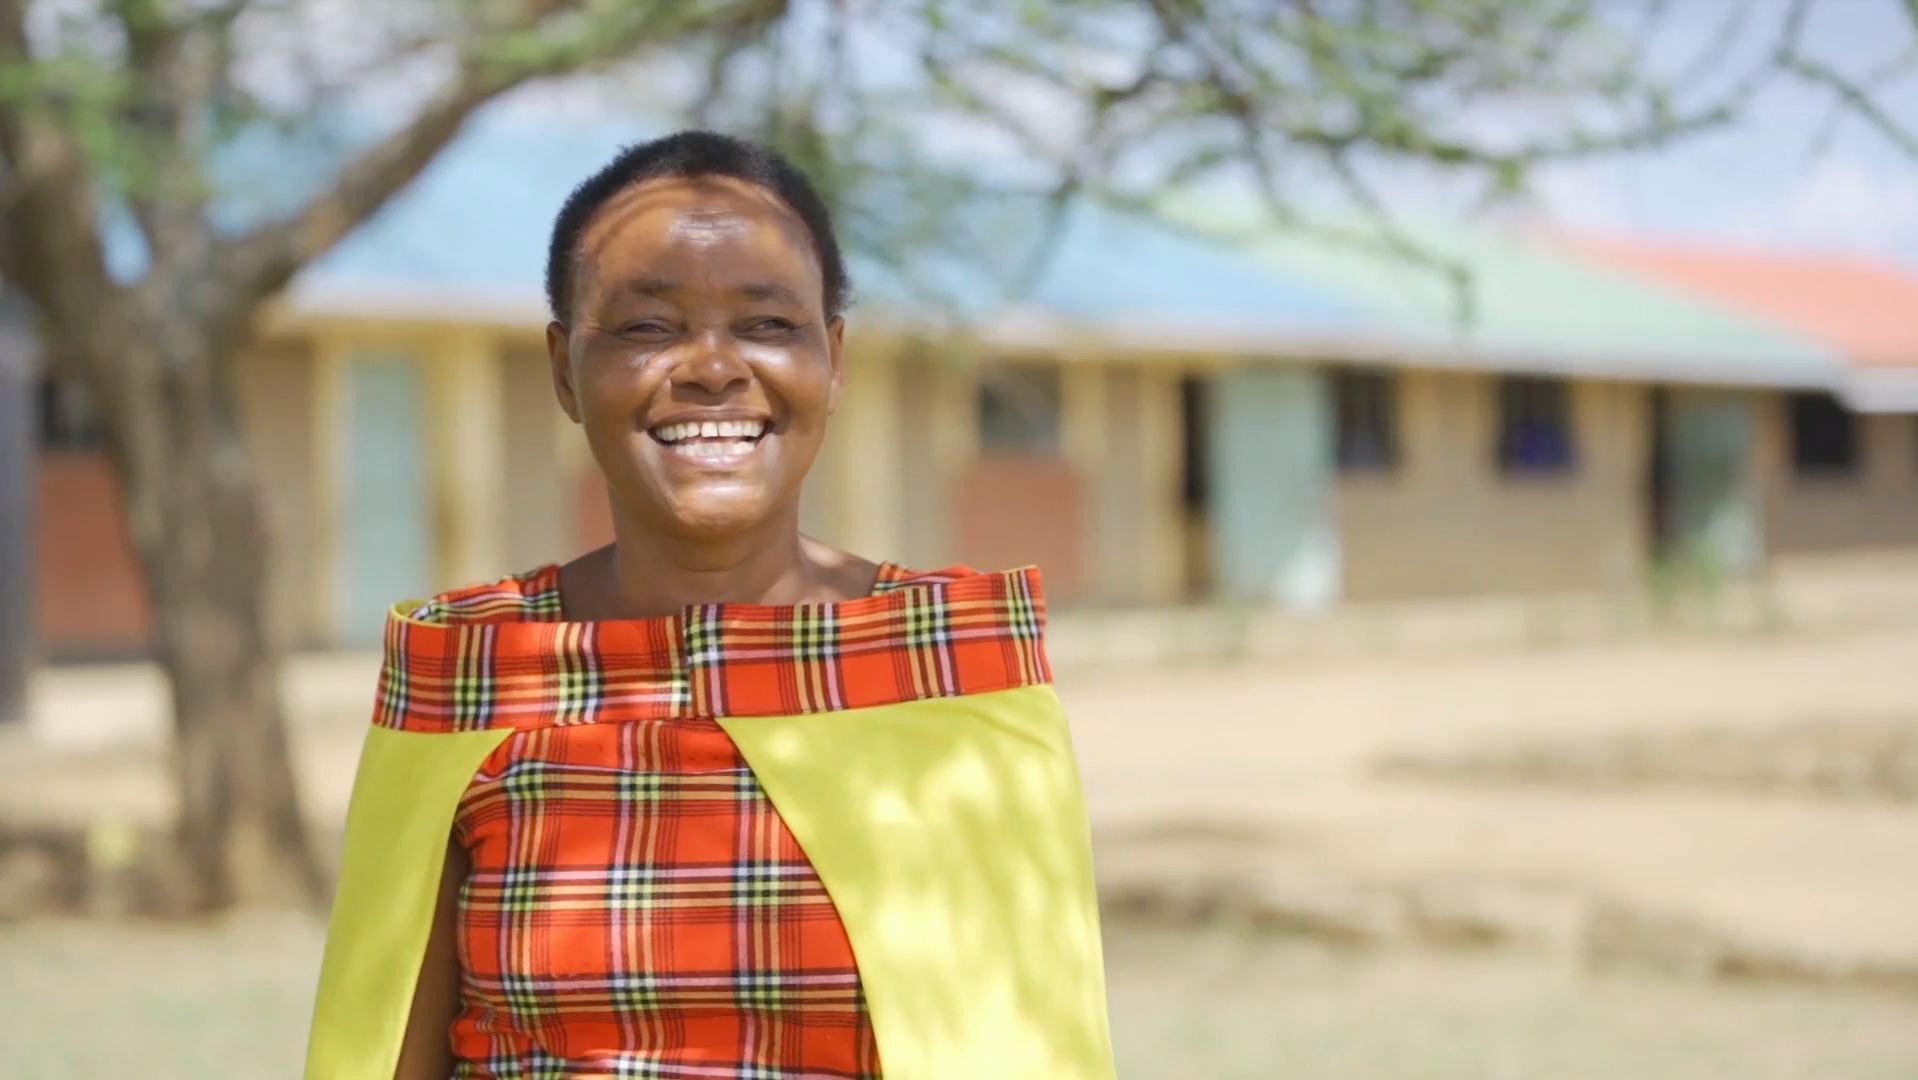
[301,132,1116,1080]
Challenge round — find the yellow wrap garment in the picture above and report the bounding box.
[302,563,1115,1080]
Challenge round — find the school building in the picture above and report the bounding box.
[25,112,1918,658]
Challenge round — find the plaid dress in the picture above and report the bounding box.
[388,562,989,1079]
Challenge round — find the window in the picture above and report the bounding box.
[1787,392,1856,476]
[36,375,102,451]
[1333,368,1398,472]
[1496,375,1574,475]
[977,364,1060,456]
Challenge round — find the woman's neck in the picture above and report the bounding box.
[560,512,876,620]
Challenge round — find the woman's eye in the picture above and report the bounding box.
[746,318,796,333]
[621,321,672,335]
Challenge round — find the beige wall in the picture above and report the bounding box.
[1092,366,1150,604]
[1086,364,1186,606]
[892,345,950,571]
[235,341,318,646]
[1338,370,1649,600]
[500,345,573,572]
[1764,402,1918,557]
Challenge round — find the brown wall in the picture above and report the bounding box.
[1764,403,1918,558]
[33,454,149,655]
[1337,370,1650,600]
[35,343,318,655]
[954,456,1085,599]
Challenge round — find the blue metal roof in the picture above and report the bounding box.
[100,106,1859,389]
[303,116,639,294]
[295,109,1376,331]
[1024,201,1369,324]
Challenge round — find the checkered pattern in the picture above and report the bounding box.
[376,562,1051,1080]
[377,562,1049,733]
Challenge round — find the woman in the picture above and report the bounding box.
[302,132,1115,1080]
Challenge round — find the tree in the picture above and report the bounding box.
[0,0,1885,910]
[0,0,798,910]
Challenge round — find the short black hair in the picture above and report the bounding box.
[544,130,851,322]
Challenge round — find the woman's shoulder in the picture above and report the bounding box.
[405,564,565,626]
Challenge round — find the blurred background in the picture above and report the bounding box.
[4,0,1918,1076]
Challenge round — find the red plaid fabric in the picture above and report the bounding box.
[376,562,1050,1079]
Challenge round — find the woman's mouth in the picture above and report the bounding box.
[648,418,770,463]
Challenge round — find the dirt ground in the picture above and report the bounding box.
[5,600,1918,1077]
[2,915,1915,1080]
[1056,621,1918,974]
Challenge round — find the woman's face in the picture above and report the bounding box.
[549,175,843,544]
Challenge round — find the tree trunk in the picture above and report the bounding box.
[98,327,327,911]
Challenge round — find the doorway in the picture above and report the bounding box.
[338,352,431,646]
[1644,387,1760,583]
[1179,374,1212,600]
[1647,387,1676,558]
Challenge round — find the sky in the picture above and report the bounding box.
[493,0,1918,266]
[227,0,1918,270]
[1526,0,1918,262]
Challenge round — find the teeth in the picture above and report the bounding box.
[653,419,767,444]
[678,439,750,460]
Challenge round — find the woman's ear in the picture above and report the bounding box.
[546,320,582,423]
[826,316,845,415]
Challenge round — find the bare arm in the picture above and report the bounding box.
[392,839,466,1080]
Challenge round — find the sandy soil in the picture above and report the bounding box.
[2,915,1915,1080]
[7,621,1918,971]
[1053,624,1918,971]
[5,615,1918,1075]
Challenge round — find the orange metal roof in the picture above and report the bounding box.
[1549,232,1918,368]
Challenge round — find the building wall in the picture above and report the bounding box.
[1092,366,1151,604]
[954,457,1085,597]
[34,342,318,656]
[952,359,1088,599]
[501,346,574,572]
[33,454,148,655]
[1764,404,1918,557]
[1338,369,1650,599]
[893,347,950,571]
[796,405,843,550]
[236,342,318,646]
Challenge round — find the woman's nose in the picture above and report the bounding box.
[669,331,751,396]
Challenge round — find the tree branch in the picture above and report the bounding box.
[1766,0,1918,164]
[105,0,231,268]
[1783,51,1918,159]
[215,0,776,331]
[688,0,790,126]
[213,73,493,315]
[0,0,121,348]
